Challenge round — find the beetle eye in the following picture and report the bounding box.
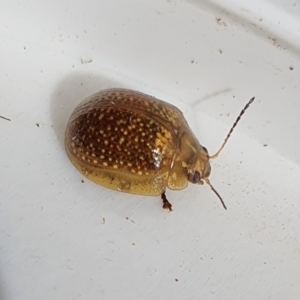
[188,170,201,184]
[202,146,208,154]
[193,171,201,183]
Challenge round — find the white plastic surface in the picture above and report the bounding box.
[1,1,300,299]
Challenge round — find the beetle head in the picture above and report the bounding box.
[187,145,227,209]
[187,97,255,210]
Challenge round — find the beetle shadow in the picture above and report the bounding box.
[50,72,122,149]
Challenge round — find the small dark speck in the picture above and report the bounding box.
[0,115,11,121]
[219,49,223,54]
[81,179,84,183]
[216,17,227,26]
[191,60,195,64]
[175,278,179,282]
[36,123,40,127]
[104,258,113,262]
[81,58,93,64]
[289,66,294,71]
[263,144,268,147]
[126,217,136,224]
[132,242,135,246]
[23,46,26,50]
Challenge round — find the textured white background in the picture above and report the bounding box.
[1,0,300,299]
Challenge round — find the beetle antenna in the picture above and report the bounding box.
[210,97,255,159]
[203,178,227,210]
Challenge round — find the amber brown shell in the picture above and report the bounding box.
[65,88,189,195]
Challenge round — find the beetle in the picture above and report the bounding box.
[65,88,254,211]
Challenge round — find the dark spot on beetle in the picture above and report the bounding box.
[127,115,133,124]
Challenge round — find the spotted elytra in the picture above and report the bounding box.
[65,88,255,211]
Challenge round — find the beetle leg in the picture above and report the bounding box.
[161,191,173,211]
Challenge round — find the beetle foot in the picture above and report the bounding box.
[161,191,173,211]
